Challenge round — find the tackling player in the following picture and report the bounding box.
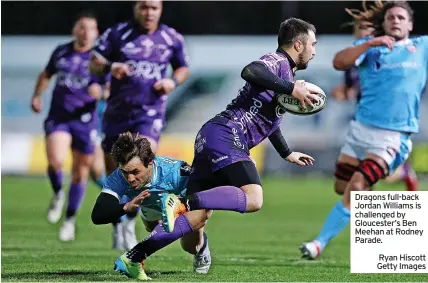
[109,18,320,280]
[91,132,211,279]
[30,11,104,241]
[301,1,427,260]
[89,0,189,250]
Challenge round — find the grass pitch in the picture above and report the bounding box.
[2,175,427,282]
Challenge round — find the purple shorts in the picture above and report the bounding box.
[102,118,164,153]
[44,116,98,155]
[190,115,252,180]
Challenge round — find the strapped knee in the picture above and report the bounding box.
[357,159,386,186]
[335,162,358,182]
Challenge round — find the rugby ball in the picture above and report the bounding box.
[276,81,327,116]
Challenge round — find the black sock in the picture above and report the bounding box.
[198,232,208,255]
[180,195,200,211]
[65,208,75,218]
[126,241,147,262]
[126,210,138,218]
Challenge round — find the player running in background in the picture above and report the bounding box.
[91,132,211,278]
[89,0,189,250]
[89,77,110,190]
[110,18,319,280]
[301,0,427,260]
[331,13,418,192]
[30,11,105,241]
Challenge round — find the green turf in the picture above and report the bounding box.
[1,175,427,282]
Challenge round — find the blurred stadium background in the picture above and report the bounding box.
[2,1,428,176]
[2,1,428,282]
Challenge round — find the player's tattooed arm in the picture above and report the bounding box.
[241,61,295,94]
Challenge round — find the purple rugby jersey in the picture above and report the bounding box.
[46,42,99,120]
[93,21,188,125]
[221,51,294,149]
[44,41,103,154]
[190,50,295,176]
[344,66,361,102]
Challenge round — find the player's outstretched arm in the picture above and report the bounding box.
[333,43,372,70]
[333,35,395,70]
[91,189,150,225]
[91,193,127,225]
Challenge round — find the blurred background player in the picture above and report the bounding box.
[301,0,427,260]
[91,132,211,277]
[89,0,189,250]
[30,11,105,241]
[88,77,110,190]
[331,13,418,192]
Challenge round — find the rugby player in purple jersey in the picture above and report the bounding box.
[30,11,105,241]
[110,18,320,280]
[89,0,189,250]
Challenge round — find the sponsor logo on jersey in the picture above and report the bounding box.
[125,60,166,80]
[232,127,245,150]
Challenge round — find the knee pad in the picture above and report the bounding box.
[357,159,386,186]
[334,162,358,182]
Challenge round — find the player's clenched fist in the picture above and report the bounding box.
[111,62,130,80]
[123,189,151,213]
[31,95,43,113]
[153,78,177,95]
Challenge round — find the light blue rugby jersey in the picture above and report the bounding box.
[354,36,428,133]
[101,156,190,214]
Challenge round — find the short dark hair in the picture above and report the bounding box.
[277,18,316,48]
[74,10,97,24]
[111,132,155,167]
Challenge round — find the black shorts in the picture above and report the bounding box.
[186,160,262,195]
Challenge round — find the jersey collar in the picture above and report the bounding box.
[394,38,412,46]
[276,47,297,72]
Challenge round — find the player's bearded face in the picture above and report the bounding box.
[383,6,413,40]
[120,157,153,189]
[134,0,162,31]
[296,31,316,70]
[73,18,98,48]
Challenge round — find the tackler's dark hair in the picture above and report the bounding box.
[111,132,155,167]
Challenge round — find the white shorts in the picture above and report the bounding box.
[340,120,412,174]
